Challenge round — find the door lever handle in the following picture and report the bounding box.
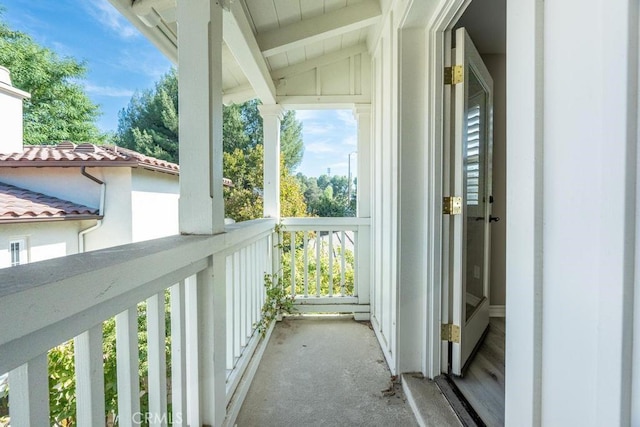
[474,216,500,222]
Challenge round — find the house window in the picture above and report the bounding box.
[9,238,28,267]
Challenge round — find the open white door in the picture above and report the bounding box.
[450,27,494,375]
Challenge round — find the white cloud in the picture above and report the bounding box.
[84,0,139,39]
[115,51,172,80]
[306,141,339,154]
[328,161,348,169]
[303,123,333,136]
[49,41,75,58]
[343,134,357,147]
[335,109,356,127]
[295,110,326,121]
[84,83,134,97]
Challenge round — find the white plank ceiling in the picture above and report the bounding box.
[112,0,381,103]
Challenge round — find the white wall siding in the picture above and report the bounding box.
[274,49,372,106]
[370,11,399,372]
[507,0,639,424]
[396,27,427,374]
[131,169,180,243]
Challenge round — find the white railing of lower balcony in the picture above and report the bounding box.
[0,218,276,427]
[280,217,370,318]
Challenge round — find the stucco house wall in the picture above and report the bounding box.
[0,220,95,268]
[1,150,181,263]
[83,168,135,251]
[0,167,102,209]
[131,168,179,243]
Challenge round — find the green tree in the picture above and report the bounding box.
[294,173,355,217]
[223,143,307,221]
[116,76,305,172]
[116,70,308,220]
[116,69,179,162]
[0,14,103,144]
[279,110,304,171]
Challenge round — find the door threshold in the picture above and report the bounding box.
[434,375,486,427]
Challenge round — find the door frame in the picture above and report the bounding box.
[424,0,545,423]
[423,0,472,379]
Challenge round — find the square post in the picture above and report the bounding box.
[353,104,371,218]
[177,1,227,426]
[178,0,225,235]
[259,104,284,219]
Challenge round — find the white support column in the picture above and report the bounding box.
[259,104,284,219]
[178,0,225,235]
[353,104,371,218]
[354,105,372,319]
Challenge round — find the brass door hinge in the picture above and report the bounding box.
[444,65,463,85]
[443,196,462,215]
[441,323,460,343]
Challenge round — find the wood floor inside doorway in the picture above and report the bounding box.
[452,317,505,426]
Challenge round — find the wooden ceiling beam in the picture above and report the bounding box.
[256,0,381,58]
[223,1,277,104]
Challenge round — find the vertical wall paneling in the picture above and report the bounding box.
[370,12,399,372]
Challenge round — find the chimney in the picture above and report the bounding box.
[0,66,31,155]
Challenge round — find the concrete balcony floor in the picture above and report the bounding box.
[236,316,459,426]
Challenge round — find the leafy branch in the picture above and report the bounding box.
[254,223,295,337]
[254,272,296,338]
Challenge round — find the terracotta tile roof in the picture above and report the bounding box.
[0,142,234,186]
[0,142,179,175]
[0,182,102,223]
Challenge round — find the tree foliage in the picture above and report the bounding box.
[116,70,307,220]
[115,69,179,162]
[295,173,356,217]
[222,144,307,222]
[116,73,304,171]
[0,14,103,144]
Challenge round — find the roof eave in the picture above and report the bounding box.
[0,160,136,168]
[0,215,104,224]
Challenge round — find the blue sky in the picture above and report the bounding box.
[0,0,357,178]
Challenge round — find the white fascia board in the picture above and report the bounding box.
[276,95,371,108]
[257,0,381,58]
[108,0,178,64]
[111,0,274,103]
[223,2,277,104]
[0,82,30,99]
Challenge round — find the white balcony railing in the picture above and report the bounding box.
[0,217,370,426]
[280,217,370,318]
[0,218,276,427]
